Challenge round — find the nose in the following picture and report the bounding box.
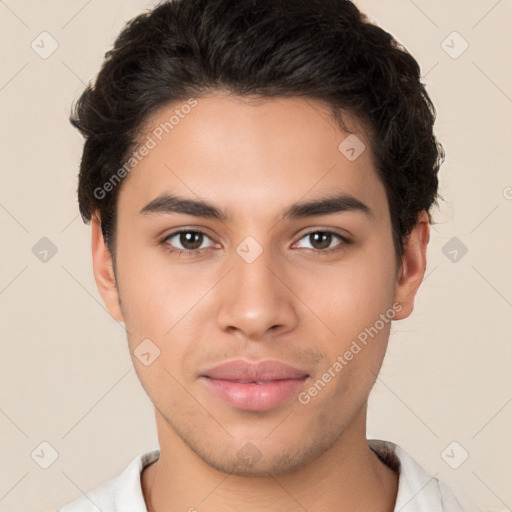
[215,243,299,341]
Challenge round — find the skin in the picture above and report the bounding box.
[91,92,429,512]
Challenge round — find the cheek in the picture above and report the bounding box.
[299,246,397,341]
[114,236,192,341]
[115,247,205,402]
[115,225,397,352]
[297,257,396,412]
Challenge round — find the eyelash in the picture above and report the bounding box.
[161,229,351,258]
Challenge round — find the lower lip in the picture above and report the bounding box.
[201,377,308,411]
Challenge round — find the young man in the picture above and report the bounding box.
[58,0,477,510]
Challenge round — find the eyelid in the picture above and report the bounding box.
[296,227,351,241]
[292,228,351,251]
[162,228,216,248]
[161,227,351,255]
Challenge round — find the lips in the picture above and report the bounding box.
[203,359,308,381]
[200,359,309,411]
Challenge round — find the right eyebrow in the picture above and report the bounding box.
[140,193,227,220]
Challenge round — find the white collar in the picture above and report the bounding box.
[60,439,474,511]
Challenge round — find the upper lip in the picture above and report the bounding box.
[201,359,309,381]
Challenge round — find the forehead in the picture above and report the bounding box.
[117,93,387,222]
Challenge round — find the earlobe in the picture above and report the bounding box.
[392,210,430,320]
[91,215,124,323]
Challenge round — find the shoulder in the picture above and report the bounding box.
[368,439,483,512]
[56,449,160,512]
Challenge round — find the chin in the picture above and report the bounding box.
[186,435,334,477]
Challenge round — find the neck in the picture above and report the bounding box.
[142,406,398,512]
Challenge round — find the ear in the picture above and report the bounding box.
[91,214,125,323]
[392,210,430,320]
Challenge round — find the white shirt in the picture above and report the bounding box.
[57,439,479,511]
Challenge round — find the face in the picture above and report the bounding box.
[92,92,427,476]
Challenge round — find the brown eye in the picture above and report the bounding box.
[308,232,333,250]
[178,231,203,250]
[163,230,213,252]
[295,230,349,253]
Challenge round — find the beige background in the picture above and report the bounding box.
[0,0,511,511]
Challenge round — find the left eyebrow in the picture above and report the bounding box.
[139,192,372,220]
[282,192,372,220]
